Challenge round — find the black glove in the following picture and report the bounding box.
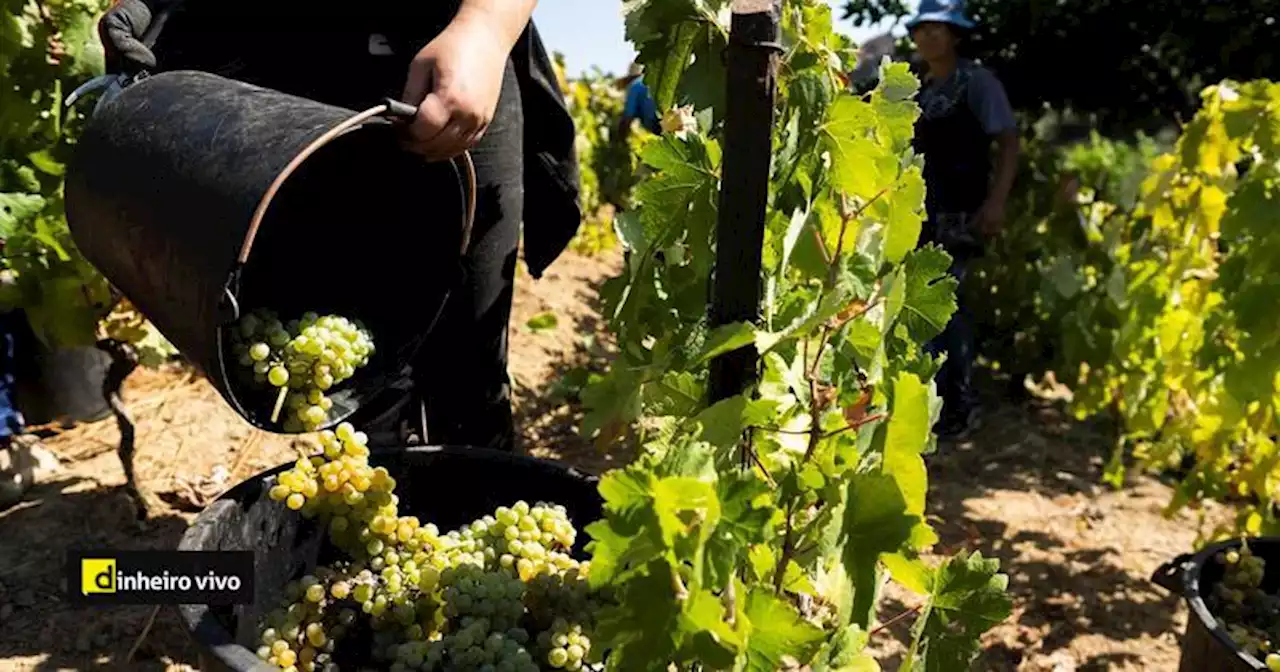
[98,0,175,74]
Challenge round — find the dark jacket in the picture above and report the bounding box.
[509,22,582,278]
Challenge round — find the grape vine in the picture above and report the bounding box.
[573,0,1011,669]
[1,0,175,361]
[1027,80,1280,540]
[555,58,646,258]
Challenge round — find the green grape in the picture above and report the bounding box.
[268,366,290,387]
[256,437,608,669]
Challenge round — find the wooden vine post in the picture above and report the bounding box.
[707,0,782,410]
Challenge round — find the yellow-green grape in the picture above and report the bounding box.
[1266,653,1280,672]
[231,311,374,430]
[268,366,290,387]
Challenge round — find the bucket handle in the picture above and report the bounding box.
[235,101,478,266]
[1151,552,1194,593]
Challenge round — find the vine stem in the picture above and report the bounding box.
[870,604,922,636]
[671,564,689,601]
[772,194,863,593]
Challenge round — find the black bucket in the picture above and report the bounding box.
[176,446,603,672]
[64,71,474,433]
[1152,536,1280,671]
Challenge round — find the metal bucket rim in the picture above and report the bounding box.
[175,445,601,670]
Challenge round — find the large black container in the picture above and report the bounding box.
[64,71,473,433]
[177,446,603,672]
[1152,536,1280,672]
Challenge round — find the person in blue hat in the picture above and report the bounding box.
[907,0,1020,440]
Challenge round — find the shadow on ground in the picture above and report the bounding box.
[512,277,637,475]
[871,369,1199,671]
[0,478,202,670]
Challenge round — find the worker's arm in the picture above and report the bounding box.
[968,68,1020,236]
[401,0,539,159]
[981,129,1019,232]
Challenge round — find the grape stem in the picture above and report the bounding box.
[271,385,288,424]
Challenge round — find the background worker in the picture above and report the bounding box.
[97,0,582,453]
[907,0,1020,440]
[616,62,661,139]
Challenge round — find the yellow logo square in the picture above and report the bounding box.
[81,558,116,595]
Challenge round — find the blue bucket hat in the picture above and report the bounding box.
[905,0,976,30]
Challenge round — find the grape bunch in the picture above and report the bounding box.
[535,619,592,671]
[1203,544,1280,667]
[256,565,358,672]
[260,421,608,671]
[228,309,374,432]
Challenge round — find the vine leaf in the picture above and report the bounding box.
[0,192,45,237]
[872,164,925,265]
[875,60,920,103]
[896,246,958,343]
[581,365,644,439]
[883,372,930,520]
[691,321,757,366]
[592,561,684,670]
[742,587,826,672]
[644,371,705,417]
[694,394,778,449]
[902,551,1012,672]
[840,473,919,628]
[822,96,894,201]
[705,472,774,585]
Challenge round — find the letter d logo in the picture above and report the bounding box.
[81,558,116,595]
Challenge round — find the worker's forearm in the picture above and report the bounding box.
[988,132,1019,204]
[454,0,537,51]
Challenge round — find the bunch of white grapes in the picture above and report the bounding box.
[1203,544,1280,669]
[260,423,606,671]
[228,309,374,432]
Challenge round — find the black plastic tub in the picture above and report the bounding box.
[13,343,112,426]
[176,446,603,672]
[1152,536,1280,672]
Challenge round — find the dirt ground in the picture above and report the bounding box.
[0,248,1223,671]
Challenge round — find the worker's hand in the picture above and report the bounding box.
[98,0,171,74]
[974,198,1007,237]
[400,15,510,160]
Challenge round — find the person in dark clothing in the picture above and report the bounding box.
[907,0,1020,440]
[96,0,582,453]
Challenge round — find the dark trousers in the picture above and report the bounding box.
[921,211,981,418]
[923,252,976,416]
[411,60,524,452]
